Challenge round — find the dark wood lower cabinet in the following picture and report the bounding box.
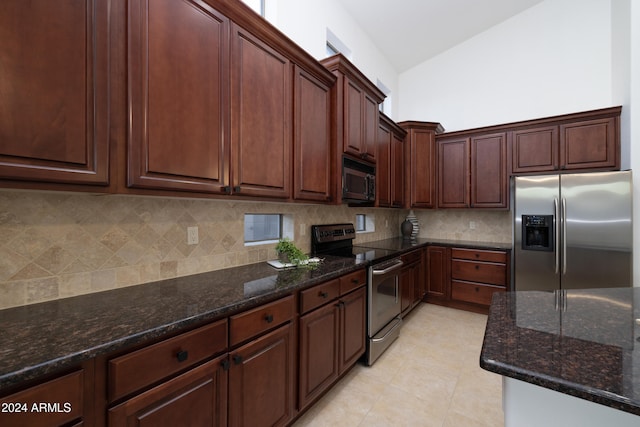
[298,303,339,409]
[228,323,295,427]
[426,246,450,303]
[298,285,366,411]
[108,355,228,427]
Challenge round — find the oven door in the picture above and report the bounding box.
[368,258,403,335]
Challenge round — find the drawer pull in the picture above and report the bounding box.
[351,278,359,284]
[265,314,274,323]
[233,355,243,365]
[176,350,189,362]
[221,359,230,371]
[475,265,480,270]
[319,291,329,298]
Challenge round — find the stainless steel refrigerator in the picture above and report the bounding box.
[513,171,632,291]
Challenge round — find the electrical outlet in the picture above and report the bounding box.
[187,226,199,245]
[300,223,306,236]
[469,221,476,230]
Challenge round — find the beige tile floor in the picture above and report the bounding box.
[292,303,504,427]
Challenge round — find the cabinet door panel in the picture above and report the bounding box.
[294,67,332,202]
[108,356,227,427]
[408,130,436,208]
[299,303,339,409]
[0,0,109,185]
[511,126,558,173]
[391,132,405,207]
[229,324,294,427]
[427,246,450,300]
[339,287,366,372]
[376,123,392,207]
[437,138,469,208]
[231,25,291,198]
[128,0,229,192]
[471,133,508,208]
[560,117,617,170]
[344,79,364,157]
[363,94,378,162]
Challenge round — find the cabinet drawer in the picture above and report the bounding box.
[451,280,505,306]
[109,319,228,402]
[300,279,340,314]
[451,259,506,286]
[339,269,366,295]
[402,249,422,265]
[451,248,506,263]
[0,370,84,427]
[230,295,294,346]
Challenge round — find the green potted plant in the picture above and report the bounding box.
[275,238,308,266]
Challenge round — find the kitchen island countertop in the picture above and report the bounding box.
[481,287,640,417]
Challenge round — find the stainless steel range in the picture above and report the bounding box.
[311,224,403,365]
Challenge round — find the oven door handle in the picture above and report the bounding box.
[372,260,404,275]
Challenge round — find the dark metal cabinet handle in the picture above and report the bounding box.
[222,186,231,194]
[265,314,274,323]
[319,291,329,298]
[351,278,359,284]
[233,355,243,365]
[475,265,480,270]
[233,186,241,193]
[176,350,189,362]
[221,359,230,371]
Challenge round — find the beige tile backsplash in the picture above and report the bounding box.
[0,191,401,309]
[0,190,511,309]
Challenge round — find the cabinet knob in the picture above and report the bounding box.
[176,350,189,362]
[475,265,480,270]
[475,287,480,292]
[351,278,359,284]
[233,355,243,365]
[221,359,230,371]
[319,291,329,298]
[233,186,241,193]
[264,314,274,323]
[222,186,231,194]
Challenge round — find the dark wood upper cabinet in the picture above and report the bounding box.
[437,137,469,208]
[510,107,620,174]
[560,116,617,170]
[293,66,334,202]
[230,23,292,199]
[127,0,230,193]
[377,113,406,208]
[0,0,110,186]
[398,121,444,209]
[320,54,385,170]
[511,126,559,173]
[471,132,508,208]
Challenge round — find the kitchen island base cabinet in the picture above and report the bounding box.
[503,377,639,427]
[108,355,228,427]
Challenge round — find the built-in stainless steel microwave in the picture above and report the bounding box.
[342,156,375,203]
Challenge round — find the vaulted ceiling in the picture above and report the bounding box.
[337,0,545,72]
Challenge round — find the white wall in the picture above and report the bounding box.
[631,0,640,284]
[398,0,613,132]
[268,0,400,118]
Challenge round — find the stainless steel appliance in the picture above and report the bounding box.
[513,171,632,291]
[310,223,402,365]
[342,156,375,203]
[366,256,403,365]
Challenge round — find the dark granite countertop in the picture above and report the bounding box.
[481,288,640,416]
[0,255,363,391]
[355,237,511,253]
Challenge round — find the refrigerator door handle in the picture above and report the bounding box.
[562,197,567,275]
[554,198,560,274]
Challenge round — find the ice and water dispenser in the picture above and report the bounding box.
[521,215,553,251]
